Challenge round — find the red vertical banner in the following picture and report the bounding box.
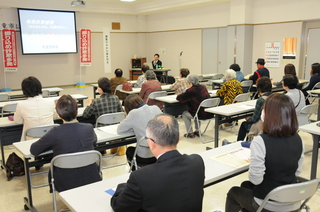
[80,29,91,66]
[2,29,18,71]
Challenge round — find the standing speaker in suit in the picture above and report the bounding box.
[111,114,205,212]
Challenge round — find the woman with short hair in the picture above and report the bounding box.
[217,69,243,105]
[139,70,163,109]
[226,93,304,212]
[118,94,162,168]
[170,68,190,95]
[30,95,101,192]
[14,76,56,141]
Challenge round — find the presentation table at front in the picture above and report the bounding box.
[59,142,249,212]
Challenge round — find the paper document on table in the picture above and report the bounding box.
[237,104,255,109]
[98,124,119,135]
[105,186,117,196]
[210,148,250,168]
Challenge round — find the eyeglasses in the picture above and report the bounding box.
[145,136,155,143]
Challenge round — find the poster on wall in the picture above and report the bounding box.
[2,29,18,72]
[80,29,91,66]
[103,27,111,73]
[265,42,280,68]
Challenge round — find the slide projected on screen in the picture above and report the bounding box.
[18,9,77,54]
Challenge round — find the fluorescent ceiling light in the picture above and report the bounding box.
[120,0,136,2]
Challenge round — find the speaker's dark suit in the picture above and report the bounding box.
[152,60,162,69]
[111,150,205,212]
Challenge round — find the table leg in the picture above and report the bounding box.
[310,134,319,179]
[23,158,38,212]
[166,71,168,84]
[214,115,219,148]
[317,98,320,121]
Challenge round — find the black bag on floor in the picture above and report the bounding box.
[6,152,25,181]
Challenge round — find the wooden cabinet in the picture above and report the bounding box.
[131,58,146,68]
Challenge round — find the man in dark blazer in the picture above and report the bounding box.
[152,53,162,69]
[111,114,205,212]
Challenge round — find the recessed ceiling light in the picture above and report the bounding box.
[120,0,136,2]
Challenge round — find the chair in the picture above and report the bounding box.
[241,80,253,93]
[0,93,10,102]
[256,178,320,212]
[95,112,126,128]
[211,73,224,80]
[128,137,146,172]
[42,89,50,97]
[300,104,318,123]
[95,112,126,169]
[1,102,17,117]
[51,150,102,212]
[113,84,123,95]
[26,124,60,188]
[146,91,167,105]
[198,75,204,82]
[188,98,220,143]
[306,82,320,104]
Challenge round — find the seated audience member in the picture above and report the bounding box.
[237,77,272,141]
[226,93,304,212]
[302,62,320,105]
[117,94,162,168]
[14,76,55,141]
[139,70,163,109]
[111,114,205,212]
[30,95,101,192]
[110,68,127,101]
[223,64,244,82]
[283,74,308,126]
[177,74,212,138]
[170,68,190,95]
[83,77,122,120]
[217,69,243,105]
[249,58,270,84]
[134,64,149,88]
[273,63,297,87]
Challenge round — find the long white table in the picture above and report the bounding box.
[120,84,172,95]
[1,87,63,100]
[299,121,320,179]
[59,142,249,212]
[12,125,135,212]
[205,100,256,148]
[91,82,137,98]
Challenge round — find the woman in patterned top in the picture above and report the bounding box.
[170,68,190,95]
[216,69,243,105]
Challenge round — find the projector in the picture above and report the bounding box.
[71,0,85,6]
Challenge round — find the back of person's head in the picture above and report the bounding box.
[145,70,156,80]
[146,114,179,147]
[114,68,123,77]
[284,64,296,75]
[141,64,149,73]
[186,74,199,85]
[283,74,298,89]
[311,63,320,75]
[180,68,190,78]
[263,93,298,137]
[56,95,78,121]
[124,94,144,114]
[225,69,236,80]
[21,76,42,97]
[229,64,241,72]
[257,76,272,93]
[98,77,111,93]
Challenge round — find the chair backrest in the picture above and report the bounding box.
[95,112,126,127]
[0,93,10,102]
[24,124,59,140]
[146,91,167,104]
[211,73,224,80]
[42,90,50,97]
[114,84,123,95]
[1,102,18,117]
[232,93,250,104]
[241,80,253,93]
[129,137,146,172]
[300,104,317,115]
[312,81,320,90]
[195,98,220,118]
[256,178,320,212]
